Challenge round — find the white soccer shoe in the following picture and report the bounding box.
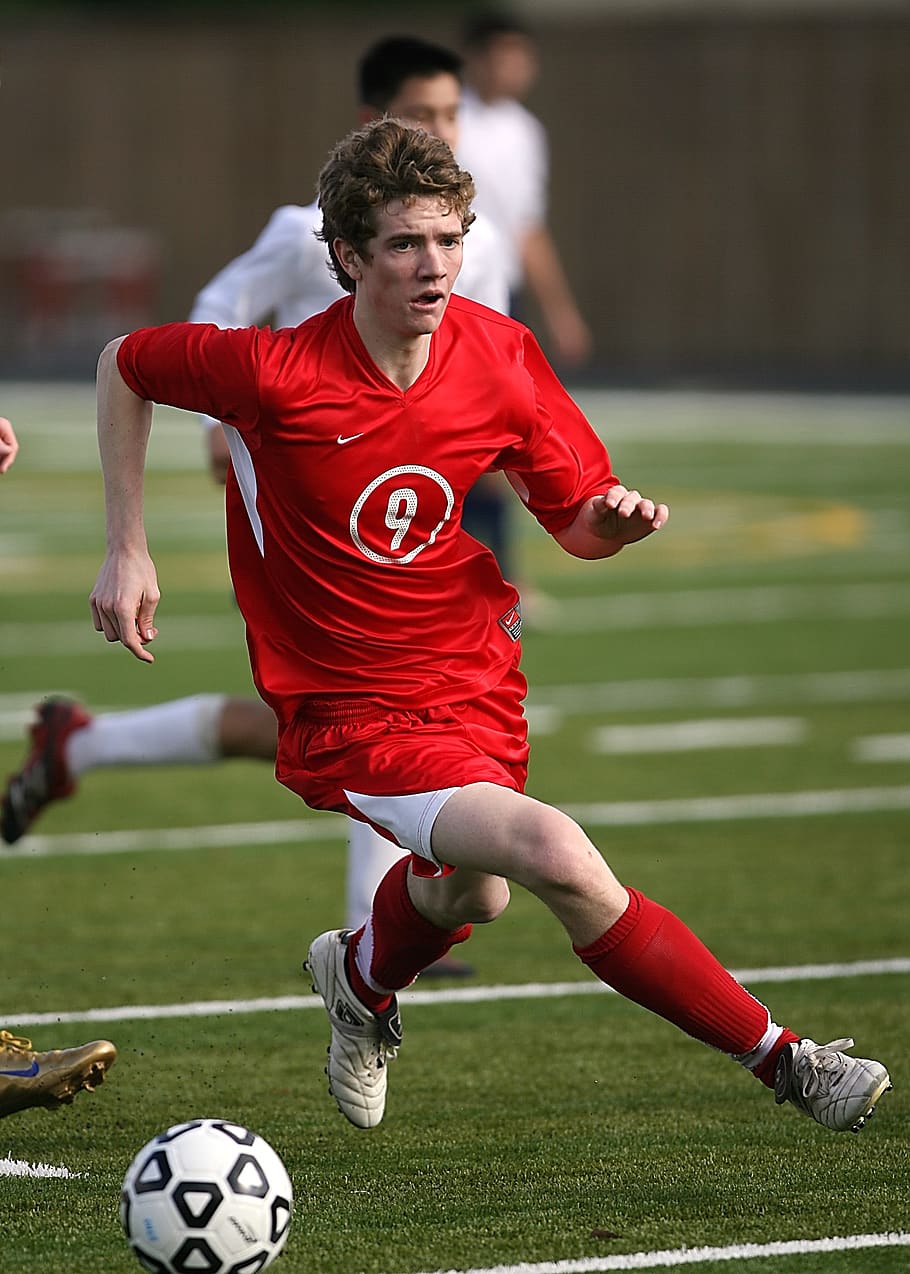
[774,1037,892,1132]
[304,929,401,1130]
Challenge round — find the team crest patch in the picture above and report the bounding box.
[498,603,521,641]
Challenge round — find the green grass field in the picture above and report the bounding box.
[1,383,908,1272]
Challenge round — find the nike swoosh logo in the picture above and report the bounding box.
[337,433,364,445]
[1,1060,39,1077]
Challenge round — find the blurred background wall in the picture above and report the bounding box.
[1,0,907,385]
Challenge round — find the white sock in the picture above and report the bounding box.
[66,695,227,776]
[345,817,407,930]
[732,1016,785,1071]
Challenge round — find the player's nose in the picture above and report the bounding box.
[418,245,448,278]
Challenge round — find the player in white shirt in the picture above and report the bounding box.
[1,37,513,978]
[458,13,593,369]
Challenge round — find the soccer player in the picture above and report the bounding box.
[459,12,593,369]
[0,419,117,1119]
[0,36,516,973]
[194,36,508,486]
[89,119,890,1137]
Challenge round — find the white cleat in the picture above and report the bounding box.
[774,1037,892,1133]
[304,929,401,1130]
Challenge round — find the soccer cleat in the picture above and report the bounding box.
[0,1031,117,1118]
[774,1036,892,1133]
[1,697,92,844]
[304,929,401,1130]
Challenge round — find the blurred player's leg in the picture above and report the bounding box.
[1,694,255,843]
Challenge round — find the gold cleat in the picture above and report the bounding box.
[0,1030,117,1118]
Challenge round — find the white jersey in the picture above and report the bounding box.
[457,87,548,291]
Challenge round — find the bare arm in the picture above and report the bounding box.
[0,416,19,474]
[554,486,669,560]
[520,225,593,369]
[89,337,161,663]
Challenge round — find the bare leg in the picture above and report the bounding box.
[420,782,626,945]
[217,697,278,759]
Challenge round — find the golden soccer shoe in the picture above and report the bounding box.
[304,929,401,1130]
[0,1031,117,1118]
[774,1036,892,1132]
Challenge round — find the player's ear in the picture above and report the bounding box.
[334,239,363,282]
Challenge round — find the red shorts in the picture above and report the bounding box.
[276,658,530,873]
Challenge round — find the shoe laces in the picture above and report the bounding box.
[0,1030,35,1059]
[798,1037,854,1098]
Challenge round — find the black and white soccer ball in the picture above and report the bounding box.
[120,1119,293,1273]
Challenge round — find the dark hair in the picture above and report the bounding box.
[462,13,533,51]
[317,118,476,295]
[358,36,463,111]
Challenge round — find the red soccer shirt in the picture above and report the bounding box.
[117,295,617,723]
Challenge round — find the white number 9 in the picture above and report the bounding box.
[385,487,418,551]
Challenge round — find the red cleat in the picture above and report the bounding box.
[1,698,91,843]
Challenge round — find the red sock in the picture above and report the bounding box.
[575,888,797,1086]
[347,857,471,1011]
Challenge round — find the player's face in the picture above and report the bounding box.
[477,35,538,101]
[386,72,461,152]
[338,197,463,341]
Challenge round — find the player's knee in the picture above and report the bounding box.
[519,807,601,899]
[415,872,509,928]
[461,875,510,924]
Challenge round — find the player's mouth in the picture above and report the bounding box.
[411,289,446,311]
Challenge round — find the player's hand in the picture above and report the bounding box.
[0,417,19,474]
[207,424,231,485]
[549,308,593,369]
[589,486,669,546]
[90,550,161,663]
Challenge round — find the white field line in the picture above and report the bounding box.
[399,1231,910,1274]
[5,957,909,1028]
[4,783,909,861]
[2,582,910,657]
[573,387,910,447]
[590,717,806,754]
[0,1156,83,1179]
[853,733,910,763]
[562,784,910,827]
[2,668,908,744]
[529,667,910,713]
[0,615,244,658]
[538,581,910,635]
[1,816,346,856]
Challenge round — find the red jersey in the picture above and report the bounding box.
[117,295,617,723]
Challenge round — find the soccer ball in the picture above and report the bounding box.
[120,1118,293,1273]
